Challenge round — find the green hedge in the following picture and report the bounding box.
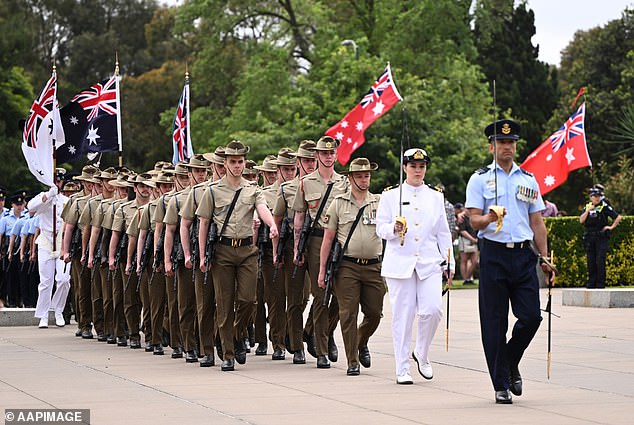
[545,216,634,287]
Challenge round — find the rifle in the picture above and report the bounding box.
[190,218,199,281]
[139,230,153,285]
[90,232,104,286]
[292,213,312,278]
[124,255,138,292]
[202,222,218,285]
[322,240,342,307]
[69,226,82,259]
[112,233,128,285]
[272,217,290,282]
[150,227,166,287]
[256,223,270,280]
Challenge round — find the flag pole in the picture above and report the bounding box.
[115,51,123,167]
[52,61,58,253]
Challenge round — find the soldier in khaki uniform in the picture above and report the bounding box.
[61,165,98,338]
[124,174,157,351]
[179,154,217,367]
[272,140,317,364]
[197,141,279,371]
[153,164,189,358]
[318,158,385,376]
[292,136,348,368]
[164,155,209,363]
[136,171,174,355]
[109,174,152,349]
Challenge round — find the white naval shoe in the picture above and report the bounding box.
[396,372,413,385]
[55,313,65,327]
[412,351,433,380]
[38,318,48,328]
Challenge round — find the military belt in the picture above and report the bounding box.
[218,237,252,248]
[342,256,381,265]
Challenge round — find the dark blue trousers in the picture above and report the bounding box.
[478,239,542,391]
[584,235,608,288]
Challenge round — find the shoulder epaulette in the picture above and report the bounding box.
[383,184,398,192]
[475,166,489,175]
[520,168,534,177]
[429,183,443,193]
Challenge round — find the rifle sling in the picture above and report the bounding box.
[217,187,243,242]
[340,205,367,255]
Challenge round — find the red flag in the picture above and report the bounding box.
[325,63,402,165]
[521,102,591,195]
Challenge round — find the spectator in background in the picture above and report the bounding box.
[541,199,559,218]
[437,184,457,241]
[454,203,479,285]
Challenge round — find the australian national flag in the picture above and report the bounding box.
[57,76,122,163]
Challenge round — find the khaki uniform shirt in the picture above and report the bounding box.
[262,181,280,212]
[164,188,191,226]
[179,182,208,221]
[291,170,349,228]
[61,192,86,223]
[63,193,91,226]
[78,195,104,228]
[112,200,138,233]
[139,198,159,233]
[92,197,117,229]
[324,192,382,259]
[195,176,266,239]
[126,202,148,238]
[152,192,174,225]
[273,177,299,230]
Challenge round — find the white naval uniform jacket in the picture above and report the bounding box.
[27,191,68,254]
[376,182,454,280]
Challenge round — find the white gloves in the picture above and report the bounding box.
[45,186,59,201]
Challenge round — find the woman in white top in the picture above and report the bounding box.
[376,148,454,384]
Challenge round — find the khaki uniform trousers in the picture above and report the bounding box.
[262,245,286,351]
[148,254,167,346]
[212,243,258,361]
[165,274,183,348]
[334,261,385,367]
[138,267,152,343]
[176,264,197,352]
[122,262,141,341]
[90,264,104,336]
[283,244,305,352]
[194,267,216,356]
[99,264,114,337]
[111,263,126,338]
[72,255,92,332]
[305,235,340,356]
[254,270,267,345]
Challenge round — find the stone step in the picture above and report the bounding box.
[0,308,57,327]
[562,288,634,308]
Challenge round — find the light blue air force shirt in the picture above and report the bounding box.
[465,161,545,243]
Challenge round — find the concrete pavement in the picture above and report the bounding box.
[1,288,633,425]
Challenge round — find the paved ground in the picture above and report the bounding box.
[1,288,633,425]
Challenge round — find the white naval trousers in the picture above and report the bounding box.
[386,270,443,376]
[34,244,71,319]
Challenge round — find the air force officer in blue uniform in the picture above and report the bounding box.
[465,119,550,404]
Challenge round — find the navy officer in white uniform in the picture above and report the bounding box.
[465,119,550,404]
[376,147,454,385]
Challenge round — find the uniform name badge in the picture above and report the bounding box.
[516,185,537,204]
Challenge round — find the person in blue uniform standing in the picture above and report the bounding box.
[580,186,621,288]
[465,119,552,404]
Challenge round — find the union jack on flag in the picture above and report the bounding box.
[549,103,585,152]
[71,75,118,121]
[172,77,193,164]
[360,68,391,109]
[23,74,57,148]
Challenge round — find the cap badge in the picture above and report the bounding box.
[413,150,424,160]
[501,123,511,135]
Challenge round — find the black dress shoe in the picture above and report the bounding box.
[293,349,306,364]
[117,336,128,347]
[130,339,142,349]
[185,350,198,363]
[171,347,184,359]
[200,354,214,367]
[106,335,116,344]
[346,364,360,376]
[359,346,371,368]
[145,343,154,352]
[255,342,268,356]
[235,339,247,365]
[316,355,330,369]
[327,335,338,362]
[75,329,83,337]
[82,330,94,339]
[509,365,523,396]
[97,334,108,342]
[272,349,285,360]
[303,331,317,358]
[221,358,235,371]
[495,390,513,404]
[153,345,164,355]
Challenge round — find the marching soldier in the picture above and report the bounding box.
[61,165,99,338]
[272,140,317,364]
[318,158,385,376]
[197,140,279,371]
[292,136,348,368]
[164,155,210,363]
